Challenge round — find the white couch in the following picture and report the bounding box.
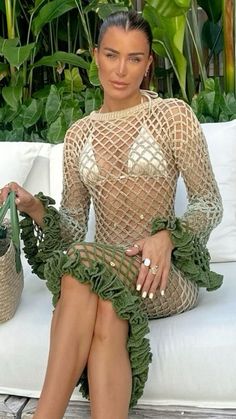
[0,120,236,411]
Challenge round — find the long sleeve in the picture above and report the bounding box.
[151,99,223,290]
[59,123,91,246]
[169,100,223,244]
[20,121,91,279]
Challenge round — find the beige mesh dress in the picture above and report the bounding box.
[21,90,223,407]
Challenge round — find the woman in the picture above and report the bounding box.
[0,10,223,419]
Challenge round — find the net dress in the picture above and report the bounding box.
[21,90,223,407]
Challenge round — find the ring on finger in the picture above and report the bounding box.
[150,265,159,275]
[142,257,151,267]
[133,243,141,251]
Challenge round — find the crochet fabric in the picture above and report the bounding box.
[21,90,223,407]
[59,90,223,309]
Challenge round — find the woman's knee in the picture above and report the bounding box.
[93,299,128,344]
[60,274,96,304]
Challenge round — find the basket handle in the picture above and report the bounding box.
[0,192,22,273]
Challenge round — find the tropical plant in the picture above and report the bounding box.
[143,0,235,105]
[0,0,236,137]
[222,0,235,94]
[191,78,236,122]
[0,0,131,142]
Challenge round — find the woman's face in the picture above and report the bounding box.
[94,26,153,105]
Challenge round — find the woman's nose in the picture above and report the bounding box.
[116,58,127,77]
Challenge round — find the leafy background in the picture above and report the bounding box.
[0,0,235,142]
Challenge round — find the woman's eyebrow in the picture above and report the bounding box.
[103,47,145,56]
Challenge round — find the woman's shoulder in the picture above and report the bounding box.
[67,114,92,134]
[64,114,93,144]
[150,95,197,126]
[152,95,191,114]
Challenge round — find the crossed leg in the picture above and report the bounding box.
[33,274,131,419]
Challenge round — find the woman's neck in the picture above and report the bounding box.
[100,91,143,113]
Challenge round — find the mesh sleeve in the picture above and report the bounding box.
[59,123,91,245]
[169,100,223,244]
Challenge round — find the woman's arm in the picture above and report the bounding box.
[169,100,223,244]
[59,122,91,246]
[126,100,223,297]
[20,121,91,278]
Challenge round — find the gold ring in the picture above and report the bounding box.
[150,265,159,275]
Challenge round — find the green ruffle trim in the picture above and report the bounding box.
[20,192,64,279]
[44,248,152,408]
[151,217,223,291]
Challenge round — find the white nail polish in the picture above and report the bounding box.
[161,290,165,296]
[136,284,141,291]
[149,293,154,300]
[142,291,147,298]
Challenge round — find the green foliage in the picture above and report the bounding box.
[32,52,90,70]
[0,82,102,142]
[144,0,189,101]
[197,0,222,23]
[0,0,235,133]
[0,0,129,142]
[191,78,236,122]
[32,0,77,36]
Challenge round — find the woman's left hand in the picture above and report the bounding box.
[125,230,174,299]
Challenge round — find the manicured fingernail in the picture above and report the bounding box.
[160,290,165,296]
[142,291,147,299]
[136,284,141,291]
[126,248,132,252]
[149,293,154,300]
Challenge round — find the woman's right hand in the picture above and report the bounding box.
[0,182,45,226]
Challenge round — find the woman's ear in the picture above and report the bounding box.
[145,55,153,76]
[148,54,153,67]
[93,47,99,67]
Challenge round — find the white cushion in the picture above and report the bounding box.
[24,143,51,196]
[0,142,39,188]
[49,143,64,208]
[143,261,236,408]
[175,120,236,262]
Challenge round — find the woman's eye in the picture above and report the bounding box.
[129,57,141,63]
[106,53,116,59]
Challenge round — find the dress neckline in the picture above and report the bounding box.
[90,90,159,121]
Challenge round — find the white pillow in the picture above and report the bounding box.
[0,142,40,188]
[49,143,64,208]
[24,143,51,196]
[175,120,236,263]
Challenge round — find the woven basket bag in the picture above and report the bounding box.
[0,192,24,323]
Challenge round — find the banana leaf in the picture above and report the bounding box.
[144,3,188,100]
[32,0,77,36]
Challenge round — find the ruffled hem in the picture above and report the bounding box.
[20,193,64,279]
[44,248,152,408]
[151,217,223,291]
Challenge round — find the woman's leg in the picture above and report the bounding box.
[33,274,98,419]
[88,299,132,419]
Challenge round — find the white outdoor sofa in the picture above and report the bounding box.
[0,120,236,417]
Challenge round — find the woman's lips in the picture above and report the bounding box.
[111,81,128,89]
